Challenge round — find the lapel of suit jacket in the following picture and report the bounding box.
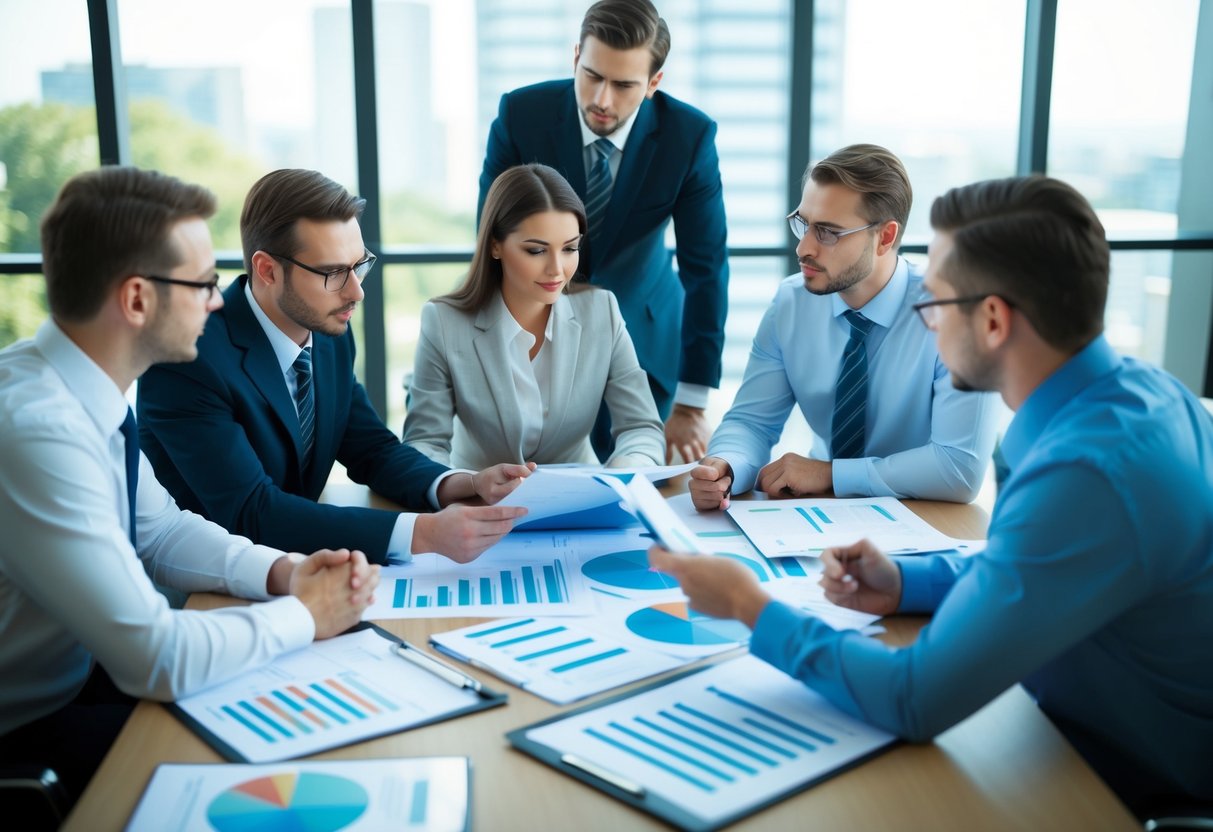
[593,96,659,270]
[535,293,581,456]
[472,299,526,460]
[225,277,310,471]
[555,86,588,194]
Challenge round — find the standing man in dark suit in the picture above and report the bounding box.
[478,0,729,463]
[139,169,531,565]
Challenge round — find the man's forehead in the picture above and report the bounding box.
[293,217,364,258]
[797,180,865,223]
[579,37,652,82]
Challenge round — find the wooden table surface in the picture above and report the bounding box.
[63,497,1139,831]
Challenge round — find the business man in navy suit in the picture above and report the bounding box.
[478,0,729,463]
[139,169,531,565]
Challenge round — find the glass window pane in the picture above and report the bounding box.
[1,0,98,254]
[1106,250,1174,366]
[812,0,1026,242]
[117,0,356,253]
[1050,0,1199,230]
[0,274,49,349]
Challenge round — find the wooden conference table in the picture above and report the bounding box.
[64,487,1138,831]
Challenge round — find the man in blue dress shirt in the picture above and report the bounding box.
[691,144,1000,508]
[653,175,1213,813]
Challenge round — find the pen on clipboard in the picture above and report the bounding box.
[392,642,482,692]
[430,642,532,689]
[561,753,646,797]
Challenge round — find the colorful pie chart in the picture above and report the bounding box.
[625,601,752,646]
[581,549,680,590]
[206,771,368,832]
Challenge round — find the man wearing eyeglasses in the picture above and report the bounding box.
[139,169,532,566]
[690,144,1000,510]
[652,176,1213,816]
[0,167,378,807]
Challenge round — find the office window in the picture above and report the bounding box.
[116,0,357,253]
[811,0,1026,242]
[0,0,93,346]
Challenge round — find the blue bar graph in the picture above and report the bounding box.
[795,507,823,533]
[388,559,574,609]
[492,625,567,648]
[870,504,896,521]
[409,779,429,824]
[708,685,835,745]
[437,586,450,607]
[393,579,409,608]
[781,558,808,577]
[522,567,538,603]
[542,565,562,603]
[812,507,832,524]
[501,571,516,605]
[479,577,493,604]
[516,638,594,662]
[551,648,627,673]
[458,580,471,605]
[468,618,534,638]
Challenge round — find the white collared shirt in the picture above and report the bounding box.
[492,292,555,459]
[0,321,314,735]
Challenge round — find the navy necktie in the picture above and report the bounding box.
[118,407,139,547]
[585,137,616,245]
[293,346,315,466]
[830,310,876,460]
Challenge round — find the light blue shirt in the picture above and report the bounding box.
[708,258,1000,501]
[750,336,1213,803]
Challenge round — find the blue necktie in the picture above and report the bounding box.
[118,407,139,547]
[585,138,616,245]
[293,346,315,466]
[830,310,875,460]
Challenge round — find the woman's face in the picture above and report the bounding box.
[492,210,582,314]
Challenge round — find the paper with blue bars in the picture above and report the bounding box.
[518,654,895,829]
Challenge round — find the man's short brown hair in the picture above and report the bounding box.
[807,144,913,247]
[40,167,216,322]
[580,0,671,76]
[239,169,366,274]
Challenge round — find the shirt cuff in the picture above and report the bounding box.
[262,595,318,647]
[428,468,474,508]
[229,543,294,602]
[714,451,756,495]
[830,457,869,497]
[674,383,711,410]
[895,555,942,614]
[389,513,419,561]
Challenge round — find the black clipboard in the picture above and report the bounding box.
[507,658,898,832]
[168,622,507,763]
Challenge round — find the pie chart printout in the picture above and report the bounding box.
[581,549,680,590]
[625,601,752,646]
[206,771,369,832]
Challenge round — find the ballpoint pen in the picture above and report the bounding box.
[430,643,532,689]
[392,642,483,692]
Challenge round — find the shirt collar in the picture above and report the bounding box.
[244,277,313,375]
[578,106,639,154]
[35,319,130,438]
[1000,334,1122,468]
[830,256,908,329]
[491,291,557,347]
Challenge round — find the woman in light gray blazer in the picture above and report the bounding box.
[403,164,665,470]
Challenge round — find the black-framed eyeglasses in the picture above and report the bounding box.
[144,273,221,301]
[912,294,1006,327]
[267,250,377,292]
[786,211,880,246]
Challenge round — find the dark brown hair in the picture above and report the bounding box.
[580,0,670,76]
[929,175,1109,353]
[40,166,216,322]
[440,164,586,312]
[807,143,912,247]
[239,169,365,273]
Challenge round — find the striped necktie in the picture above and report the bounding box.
[293,346,315,466]
[585,138,616,245]
[830,310,876,460]
[119,407,139,547]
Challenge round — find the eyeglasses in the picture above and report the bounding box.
[912,294,1006,328]
[268,251,377,292]
[144,273,221,301]
[786,211,880,246]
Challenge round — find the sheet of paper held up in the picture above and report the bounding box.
[498,462,696,530]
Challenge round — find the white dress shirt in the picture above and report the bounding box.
[500,298,556,459]
[708,258,1001,501]
[0,321,314,736]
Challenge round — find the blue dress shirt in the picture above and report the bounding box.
[750,336,1213,804]
[708,258,1000,501]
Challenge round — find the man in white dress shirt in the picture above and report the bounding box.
[0,167,378,808]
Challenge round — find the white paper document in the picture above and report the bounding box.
[367,533,596,619]
[172,629,487,763]
[125,757,470,832]
[725,496,957,558]
[499,462,696,530]
[521,654,896,829]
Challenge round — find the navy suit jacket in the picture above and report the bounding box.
[137,277,449,563]
[479,80,729,407]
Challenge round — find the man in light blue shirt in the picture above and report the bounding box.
[653,175,1213,813]
[691,144,998,509]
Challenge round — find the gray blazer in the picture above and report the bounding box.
[403,287,665,469]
